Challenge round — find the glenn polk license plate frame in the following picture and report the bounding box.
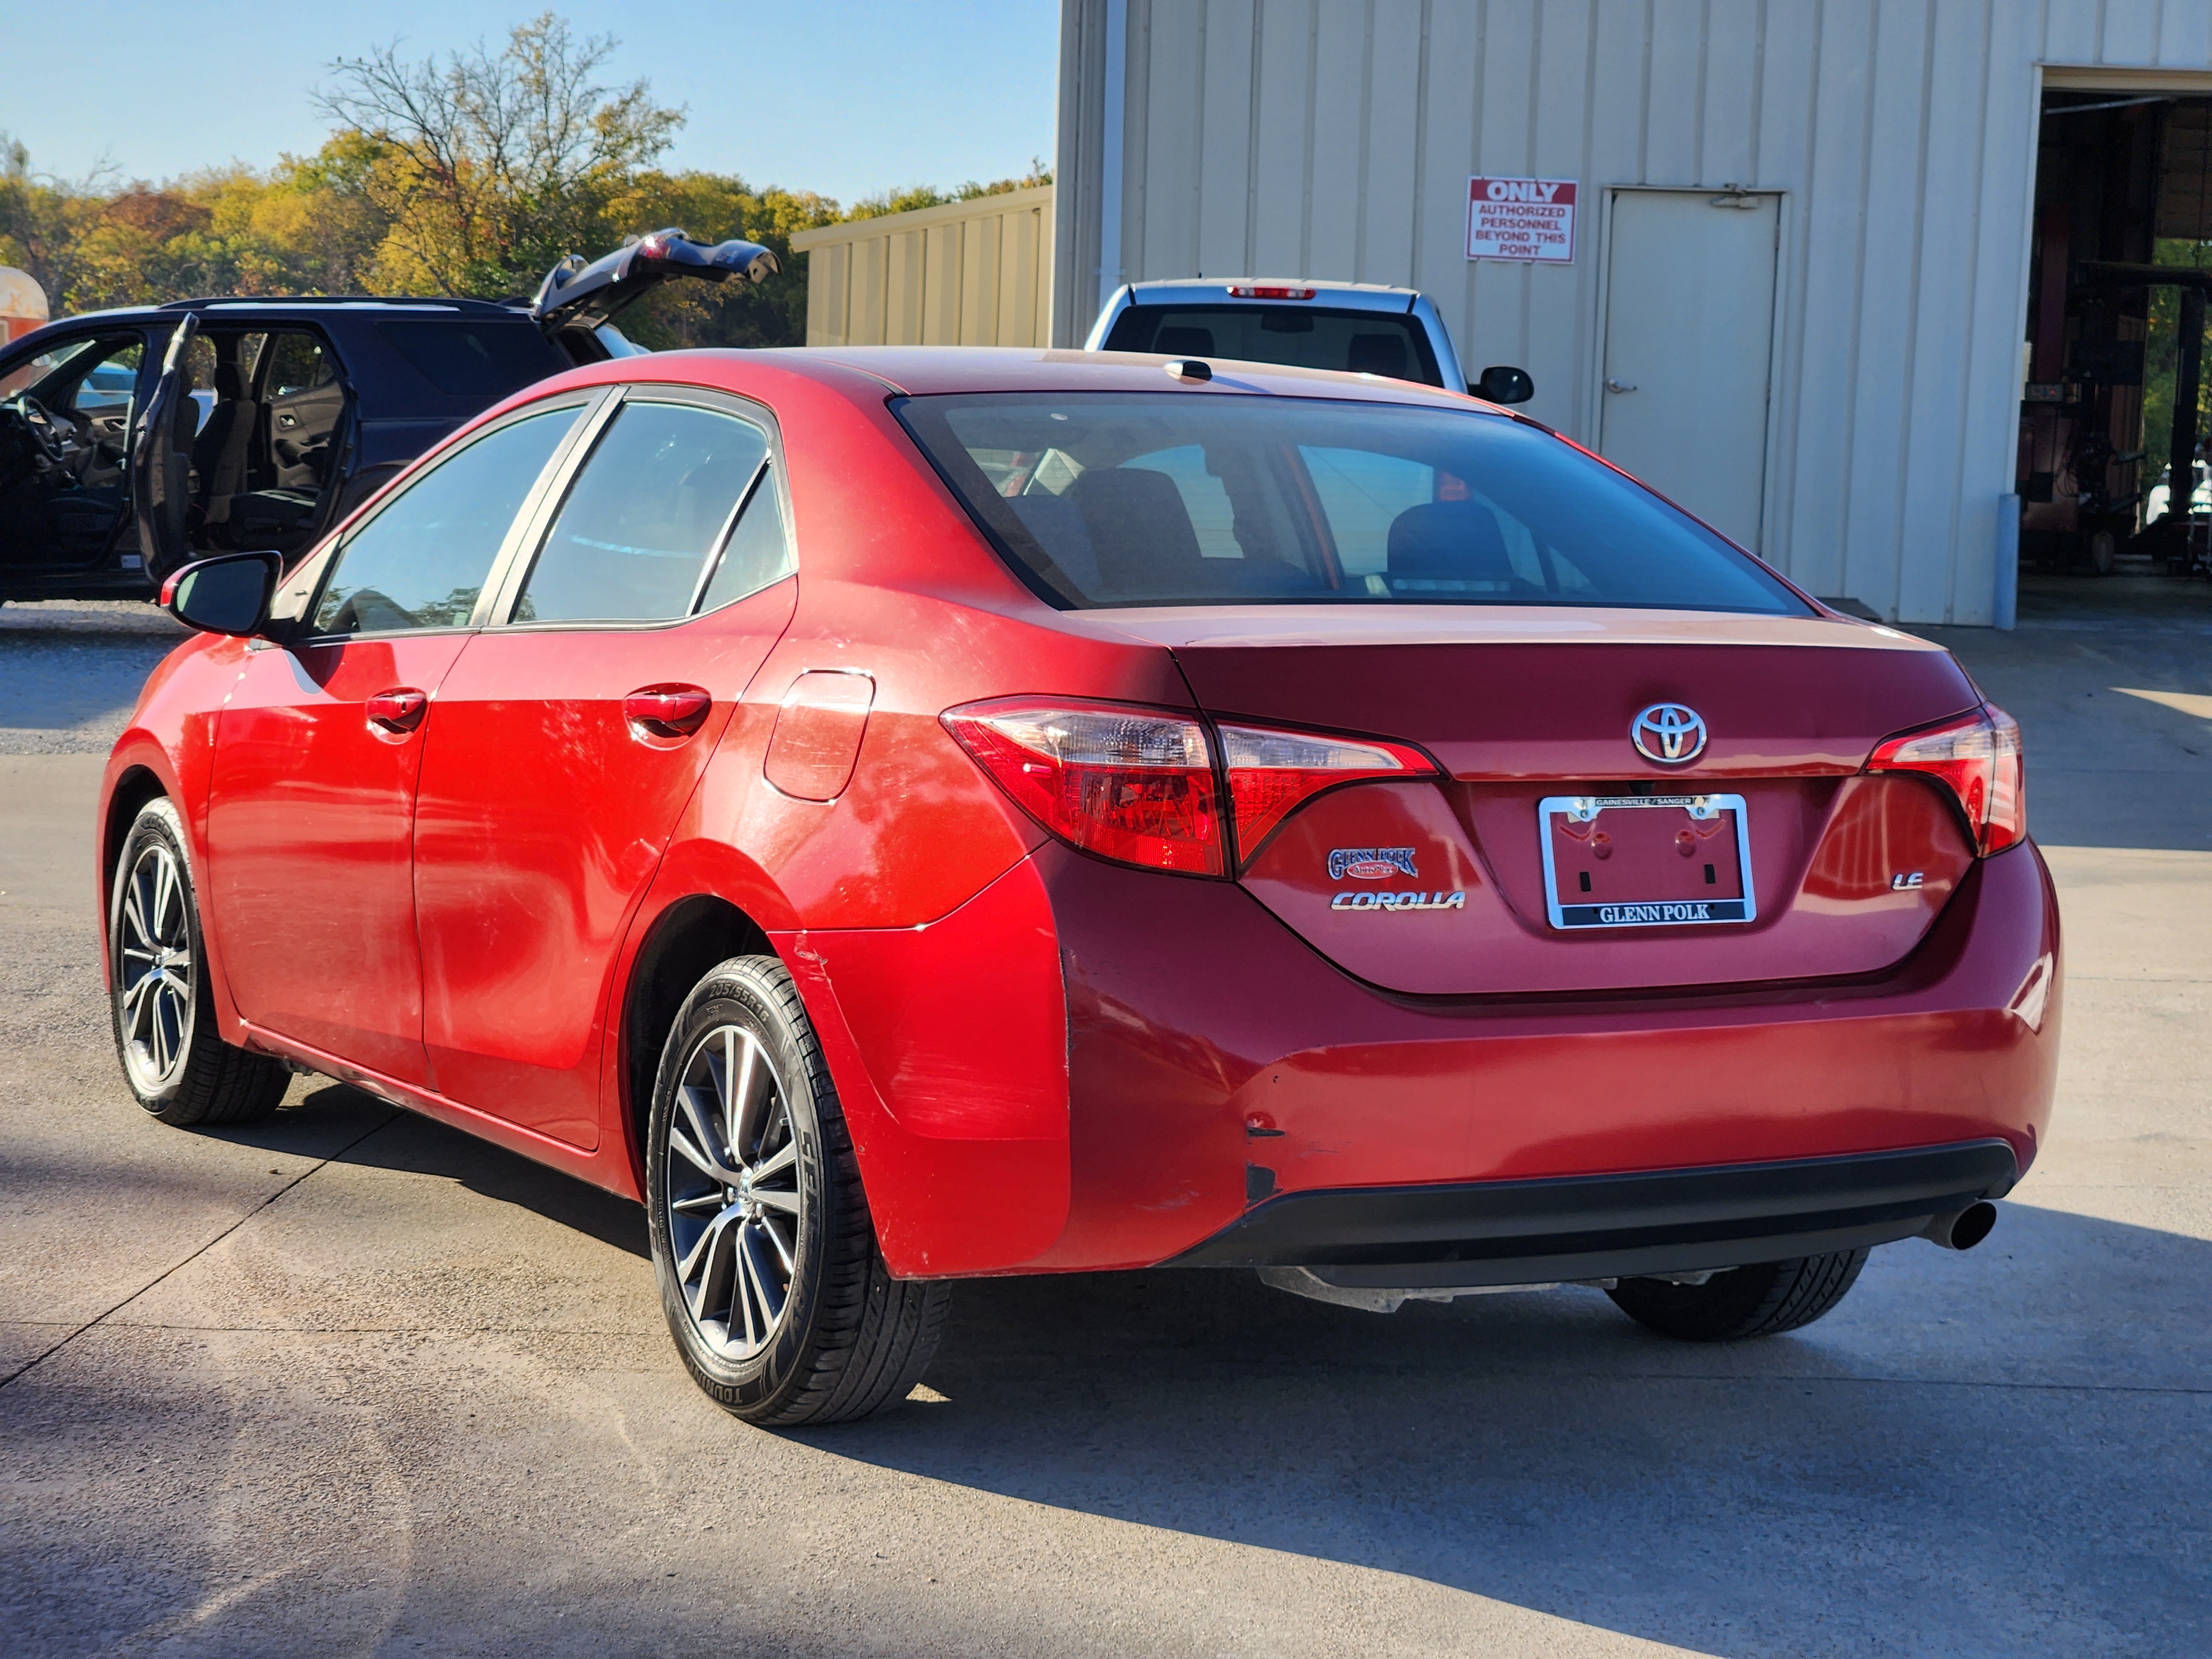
[1536,793,1757,931]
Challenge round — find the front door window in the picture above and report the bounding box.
[311,405,582,635]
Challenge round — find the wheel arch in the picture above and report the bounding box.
[101,764,170,910]
[615,893,775,1194]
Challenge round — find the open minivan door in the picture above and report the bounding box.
[131,312,197,582]
[530,228,780,362]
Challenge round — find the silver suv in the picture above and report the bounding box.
[1084,279,1533,403]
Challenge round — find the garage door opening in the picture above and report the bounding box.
[2023,85,2212,597]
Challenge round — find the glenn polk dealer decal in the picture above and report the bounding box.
[1327,847,1464,911]
[1329,847,1418,880]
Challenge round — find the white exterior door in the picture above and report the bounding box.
[1598,190,1781,550]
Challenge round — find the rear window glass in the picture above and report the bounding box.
[1102,305,1443,386]
[897,393,1807,615]
[377,321,567,398]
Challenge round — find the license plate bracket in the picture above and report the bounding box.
[1537,794,1756,930]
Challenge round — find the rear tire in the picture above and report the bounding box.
[1606,1249,1869,1341]
[107,796,289,1127]
[645,955,949,1426]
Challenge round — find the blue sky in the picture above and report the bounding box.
[5,2,1060,206]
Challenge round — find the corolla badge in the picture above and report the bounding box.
[1329,847,1417,880]
[1631,702,1708,764]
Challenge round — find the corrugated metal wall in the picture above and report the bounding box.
[791,186,1055,348]
[1053,0,2212,623]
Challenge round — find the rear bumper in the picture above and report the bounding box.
[804,836,2059,1280]
[1170,1139,2021,1284]
[1021,838,2060,1275]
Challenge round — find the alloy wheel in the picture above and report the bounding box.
[662,1023,802,1360]
[116,842,195,1096]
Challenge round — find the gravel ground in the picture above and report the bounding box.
[0,601,188,755]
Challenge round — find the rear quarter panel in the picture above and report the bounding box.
[607,359,1193,1270]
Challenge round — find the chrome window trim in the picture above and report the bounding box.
[475,386,627,627]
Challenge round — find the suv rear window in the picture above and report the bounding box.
[1102,305,1443,385]
[898,393,1807,615]
[377,320,568,398]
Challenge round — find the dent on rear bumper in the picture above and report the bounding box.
[1022,839,2060,1274]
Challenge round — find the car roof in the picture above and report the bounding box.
[670,346,1493,408]
[27,296,531,329]
[1119,279,1420,312]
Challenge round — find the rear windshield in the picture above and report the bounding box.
[1102,305,1443,385]
[377,321,568,398]
[897,393,1808,615]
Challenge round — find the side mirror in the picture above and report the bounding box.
[1473,365,1535,404]
[160,552,283,638]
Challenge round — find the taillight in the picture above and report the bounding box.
[1217,722,1438,862]
[1227,284,1315,299]
[943,699,1225,875]
[1868,703,2025,855]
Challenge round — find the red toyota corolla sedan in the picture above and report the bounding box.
[100,347,2058,1425]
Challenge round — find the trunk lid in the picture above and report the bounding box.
[1100,606,1985,995]
[529,228,780,337]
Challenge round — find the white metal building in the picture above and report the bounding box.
[1050,1,2212,624]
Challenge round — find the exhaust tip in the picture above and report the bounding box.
[1922,1201,1998,1251]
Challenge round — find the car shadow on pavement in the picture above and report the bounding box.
[156,1089,2212,1653]
[207,1083,650,1261]
[805,1202,2212,1656]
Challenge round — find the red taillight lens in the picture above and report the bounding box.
[1217,722,1438,862]
[1868,703,2025,855]
[943,700,1225,875]
[1227,284,1316,299]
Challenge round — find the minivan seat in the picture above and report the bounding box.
[191,360,258,523]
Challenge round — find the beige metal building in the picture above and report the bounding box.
[1050,1,2212,625]
[790,186,1055,349]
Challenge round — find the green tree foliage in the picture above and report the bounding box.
[0,13,1045,351]
[2142,236,2212,473]
[844,158,1054,222]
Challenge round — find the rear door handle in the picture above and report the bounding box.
[1605,377,1639,394]
[624,685,713,740]
[366,688,429,734]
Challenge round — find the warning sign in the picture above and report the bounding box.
[1466,176,1578,263]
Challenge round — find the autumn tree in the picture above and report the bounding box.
[316,11,684,297]
[0,11,1045,345]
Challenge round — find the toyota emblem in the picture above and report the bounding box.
[1631,702,1708,764]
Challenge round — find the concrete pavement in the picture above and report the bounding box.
[1,583,2207,1657]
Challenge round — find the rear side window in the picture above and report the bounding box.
[263,332,337,395]
[378,321,568,398]
[696,470,793,612]
[310,405,581,635]
[898,392,1806,615]
[513,401,770,624]
[1102,305,1443,386]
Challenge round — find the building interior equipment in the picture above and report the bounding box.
[2025,88,2212,581]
